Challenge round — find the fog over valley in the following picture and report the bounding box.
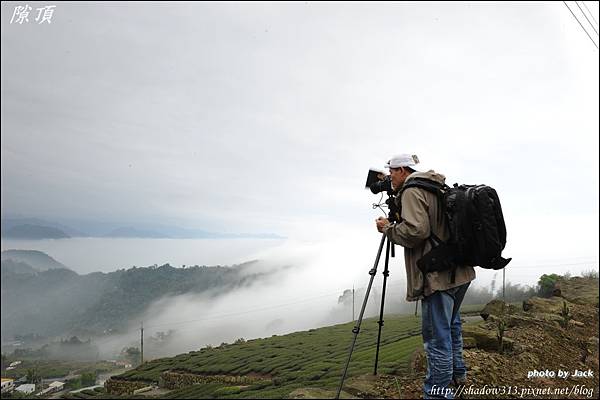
[2,231,595,361]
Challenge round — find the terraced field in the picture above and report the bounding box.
[111,314,423,398]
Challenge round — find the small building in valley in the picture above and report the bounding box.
[16,383,36,395]
[1,378,15,393]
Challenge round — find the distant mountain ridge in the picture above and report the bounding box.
[2,224,70,239]
[1,217,285,240]
[103,227,167,238]
[1,217,85,237]
[1,249,70,271]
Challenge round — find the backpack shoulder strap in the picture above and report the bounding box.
[399,178,448,249]
[400,177,448,197]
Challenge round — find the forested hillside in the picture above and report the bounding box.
[1,259,269,339]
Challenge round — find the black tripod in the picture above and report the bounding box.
[335,231,395,399]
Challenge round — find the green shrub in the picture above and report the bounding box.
[560,301,572,328]
[497,319,506,353]
[538,274,560,297]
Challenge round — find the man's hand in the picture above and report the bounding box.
[376,217,389,233]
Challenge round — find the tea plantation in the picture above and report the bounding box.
[111,314,423,398]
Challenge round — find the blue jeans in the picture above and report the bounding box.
[421,282,470,399]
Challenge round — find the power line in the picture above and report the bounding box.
[506,261,596,269]
[145,290,345,330]
[581,1,599,31]
[575,1,599,35]
[85,283,404,340]
[523,255,597,262]
[144,279,415,331]
[563,1,599,49]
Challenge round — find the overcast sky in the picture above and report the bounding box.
[1,2,598,270]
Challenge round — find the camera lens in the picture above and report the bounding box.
[369,176,392,194]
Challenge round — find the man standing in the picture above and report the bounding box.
[375,154,475,399]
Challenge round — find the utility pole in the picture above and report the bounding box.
[140,321,144,365]
[352,286,355,321]
[502,268,506,301]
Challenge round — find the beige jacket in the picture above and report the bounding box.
[383,170,475,301]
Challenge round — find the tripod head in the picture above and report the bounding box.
[365,169,402,223]
[384,194,401,223]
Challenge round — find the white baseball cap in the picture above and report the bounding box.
[385,154,422,170]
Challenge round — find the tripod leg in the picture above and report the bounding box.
[374,237,392,375]
[415,300,419,317]
[335,233,386,399]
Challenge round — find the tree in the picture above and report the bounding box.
[26,367,40,385]
[538,274,560,298]
[338,289,353,306]
[81,372,97,386]
[582,269,599,279]
[121,347,141,366]
[502,282,537,302]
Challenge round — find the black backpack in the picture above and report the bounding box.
[399,178,512,277]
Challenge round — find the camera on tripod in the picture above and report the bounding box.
[365,169,401,223]
[337,168,403,398]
